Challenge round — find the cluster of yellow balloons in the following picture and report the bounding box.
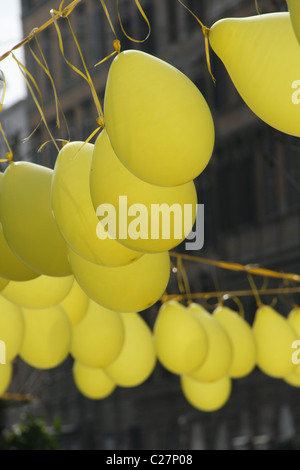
[154,301,256,412]
[0,49,216,402]
[208,8,300,137]
[153,301,300,413]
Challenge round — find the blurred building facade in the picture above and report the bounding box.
[2,0,300,450]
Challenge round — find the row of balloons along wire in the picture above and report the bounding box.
[1,285,300,413]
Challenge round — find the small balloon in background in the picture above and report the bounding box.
[1,274,74,309]
[20,305,72,370]
[72,361,116,400]
[104,312,157,388]
[187,303,233,382]
[252,305,297,379]
[70,300,125,369]
[153,301,208,375]
[213,305,257,379]
[181,374,232,412]
[0,295,24,362]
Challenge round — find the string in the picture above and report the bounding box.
[11,52,60,153]
[0,0,84,64]
[161,286,300,303]
[176,0,216,85]
[255,0,262,14]
[169,252,300,284]
[0,122,13,163]
[0,69,6,113]
[247,273,263,307]
[117,0,151,44]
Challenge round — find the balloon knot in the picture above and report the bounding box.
[113,39,121,54]
[96,117,105,129]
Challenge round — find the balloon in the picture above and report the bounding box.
[181,375,232,412]
[51,141,142,266]
[0,277,8,291]
[213,306,256,378]
[104,49,215,186]
[104,312,156,387]
[72,361,116,400]
[68,247,170,313]
[209,13,300,137]
[0,295,24,362]
[287,306,300,376]
[70,300,125,369]
[20,305,72,370]
[90,129,198,253]
[0,363,13,396]
[0,172,40,282]
[0,161,71,277]
[287,1,300,44]
[187,303,232,382]
[252,305,297,378]
[1,274,74,309]
[60,279,90,327]
[284,372,300,388]
[153,301,208,375]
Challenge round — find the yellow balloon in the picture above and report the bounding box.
[104,312,156,387]
[209,13,300,137]
[20,305,72,370]
[181,375,232,412]
[72,361,116,400]
[213,306,256,378]
[104,49,215,187]
[0,172,40,281]
[153,301,208,375]
[70,300,125,369]
[0,295,24,362]
[68,247,170,313]
[284,371,300,388]
[51,141,141,266]
[1,274,74,309]
[90,129,198,253]
[287,306,300,375]
[0,363,13,396]
[0,162,71,277]
[0,277,8,291]
[60,279,90,327]
[252,305,297,378]
[187,303,233,382]
[287,0,300,44]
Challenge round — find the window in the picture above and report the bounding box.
[284,136,300,212]
[166,0,178,44]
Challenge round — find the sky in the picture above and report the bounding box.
[0,0,27,108]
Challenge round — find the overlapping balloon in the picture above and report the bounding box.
[208,10,300,137]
